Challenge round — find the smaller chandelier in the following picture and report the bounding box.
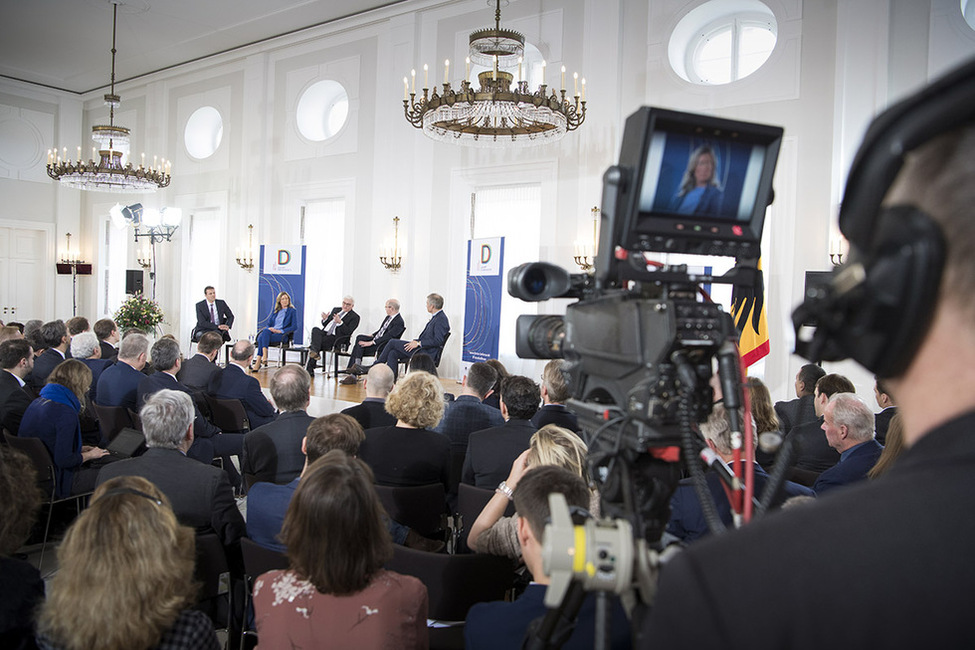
[47,3,170,193]
[403,0,586,147]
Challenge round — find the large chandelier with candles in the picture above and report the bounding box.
[403,0,587,147]
[47,2,170,193]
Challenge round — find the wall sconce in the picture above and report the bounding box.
[55,233,92,317]
[829,233,847,266]
[380,216,403,273]
[573,206,599,273]
[137,246,153,270]
[236,224,255,271]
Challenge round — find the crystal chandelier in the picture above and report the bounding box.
[403,0,587,147]
[47,2,171,193]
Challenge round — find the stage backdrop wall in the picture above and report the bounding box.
[258,245,306,345]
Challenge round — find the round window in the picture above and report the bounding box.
[184,106,224,159]
[296,80,349,141]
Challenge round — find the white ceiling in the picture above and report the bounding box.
[0,0,405,94]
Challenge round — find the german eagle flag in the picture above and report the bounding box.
[730,259,770,367]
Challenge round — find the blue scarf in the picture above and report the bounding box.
[39,382,81,413]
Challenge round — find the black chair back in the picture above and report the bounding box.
[432,331,451,367]
[127,408,143,431]
[374,483,448,539]
[91,402,134,442]
[241,537,288,577]
[455,483,516,553]
[203,394,250,433]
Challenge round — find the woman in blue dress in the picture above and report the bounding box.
[670,145,723,216]
[252,291,297,372]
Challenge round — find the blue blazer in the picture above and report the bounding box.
[416,310,449,350]
[267,307,297,336]
[20,397,83,498]
[95,361,145,410]
[136,371,220,438]
[80,358,113,405]
[246,478,300,552]
[813,439,884,494]
[208,363,277,429]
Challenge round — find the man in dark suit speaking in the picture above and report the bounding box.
[376,293,450,379]
[193,286,234,342]
[306,295,360,375]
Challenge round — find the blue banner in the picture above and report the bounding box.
[463,237,505,367]
[258,245,306,345]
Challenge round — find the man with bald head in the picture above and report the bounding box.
[341,363,397,430]
[208,340,277,429]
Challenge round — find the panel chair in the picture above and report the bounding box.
[374,483,449,540]
[322,334,352,379]
[4,432,93,568]
[203,394,251,434]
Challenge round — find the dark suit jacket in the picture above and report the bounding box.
[97,447,244,547]
[813,439,883,494]
[416,310,450,351]
[208,363,276,429]
[875,406,897,445]
[241,410,314,485]
[95,360,144,410]
[774,394,818,435]
[246,478,299,552]
[195,299,235,341]
[79,358,113,406]
[319,306,360,339]
[341,398,396,431]
[359,425,451,494]
[531,403,580,432]
[645,411,975,650]
[28,348,67,392]
[788,417,840,473]
[466,584,631,650]
[177,353,221,391]
[98,340,118,361]
[0,370,33,435]
[462,419,536,488]
[136,371,220,438]
[372,313,406,351]
[435,395,505,453]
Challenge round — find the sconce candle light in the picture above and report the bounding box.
[236,224,255,271]
[380,216,403,273]
[573,206,599,273]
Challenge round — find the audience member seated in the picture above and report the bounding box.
[0,446,44,650]
[868,412,904,480]
[465,466,631,650]
[813,393,883,494]
[97,390,245,548]
[20,360,111,497]
[0,339,34,436]
[93,318,119,361]
[482,359,509,410]
[358,371,450,495]
[252,291,297,373]
[64,316,88,338]
[340,364,397,430]
[208,340,277,429]
[874,375,898,444]
[667,404,814,544]
[176,331,223,391]
[136,338,241,474]
[468,424,597,559]
[747,376,783,469]
[193,285,234,343]
[462,375,540,488]
[786,373,856,481]
[253,452,428,649]
[305,295,359,375]
[774,363,826,436]
[36,476,220,650]
[531,359,580,432]
[70,332,111,405]
[95,332,149,411]
[28,320,71,392]
[343,298,405,375]
[435,361,503,455]
[242,365,314,486]
[407,352,453,403]
[0,325,22,344]
[375,293,450,380]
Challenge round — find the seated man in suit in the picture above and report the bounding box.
[774,363,826,436]
[208,340,277,429]
[241,365,313,486]
[667,404,814,544]
[96,389,245,549]
[177,330,223,391]
[340,363,397,430]
[65,316,89,338]
[28,320,71,392]
[375,293,449,379]
[70,331,112,444]
[343,298,406,378]
[435,361,503,455]
[193,285,234,343]
[531,359,580,433]
[786,373,856,484]
[874,375,898,445]
[93,318,119,361]
[465,465,631,650]
[462,375,540,489]
[306,295,360,375]
[0,339,34,435]
[813,393,883,494]
[95,332,149,411]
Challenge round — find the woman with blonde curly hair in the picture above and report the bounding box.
[36,476,219,650]
[468,424,599,559]
[358,371,451,494]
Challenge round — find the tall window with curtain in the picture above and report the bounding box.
[302,198,346,340]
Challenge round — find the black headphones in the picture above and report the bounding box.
[793,56,975,378]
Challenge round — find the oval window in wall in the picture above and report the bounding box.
[669,0,777,85]
[296,80,349,141]
[184,106,224,159]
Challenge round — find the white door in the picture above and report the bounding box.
[0,226,48,322]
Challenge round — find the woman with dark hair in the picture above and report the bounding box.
[406,352,437,376]
[19,359,109,496]
[36,476,220,650]
[746,376,782,468]
[482,358,509,410]
[253,291,298,372]
[253,451,428,648]
[670,145,723,216]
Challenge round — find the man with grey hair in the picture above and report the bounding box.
[344,298,407,377]
[341,363,397,430]
[306,295,360,375]
[376,292,450,379]
[531,359,580,432]
[812,393,883,494]
[96,332,149,410]
[71,332,113,435]
[96,389,244,547]
[208,340,276,429]
[240,364,312,486]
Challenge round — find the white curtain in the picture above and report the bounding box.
[302,198,346,339]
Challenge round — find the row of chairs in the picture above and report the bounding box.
[91,392,251,444]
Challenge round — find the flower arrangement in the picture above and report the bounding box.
[115,293,165,334]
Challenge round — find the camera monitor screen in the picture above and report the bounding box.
[613,107,783,258]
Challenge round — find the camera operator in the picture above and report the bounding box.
[642,83,975,647]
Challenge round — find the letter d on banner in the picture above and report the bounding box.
[277,250,291,265]
[480,244,492,264]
